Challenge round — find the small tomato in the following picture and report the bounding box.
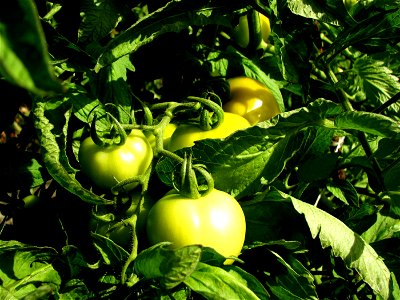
[78,130,153,191]
[223,77,280,125]
[146,189,246,264]
[167,112,250,152]
[232,12,271,48]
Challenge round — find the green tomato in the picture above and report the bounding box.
[146,189,246,264]
[232,12,271,48]
[223,77,280,125]
[167,112,250,152]
[78,130,153,191]
[21,194,40,209]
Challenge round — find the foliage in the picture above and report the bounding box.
[0,0,400,299]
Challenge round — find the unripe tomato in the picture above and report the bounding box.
[223,77,280,125]
[146,189,246,264]
[78,130,153,191]
[167,112,250,151]
[232,12,271,48]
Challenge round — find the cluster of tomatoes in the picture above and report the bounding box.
[73,12,280,263]
[76,75,280,263]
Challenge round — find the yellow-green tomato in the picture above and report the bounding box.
[78,130,153,191]
[146,189,246,264]
[167,112,250,152]
[223,77,280,125]
[232,12,271,48]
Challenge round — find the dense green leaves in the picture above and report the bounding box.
[0,0,63,95]
[0,241,61,299]
[0,0,399,299]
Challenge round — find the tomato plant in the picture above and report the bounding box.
[167,112,250,151]
[232,12,271,48]
[1,1,400,299]
[146,189,246,264]
[223,77,281,125]
[78,130,153,191]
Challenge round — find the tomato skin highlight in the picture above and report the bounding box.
[167,112,250,151]
[232,13,271,48]
[223,77,280,125]
[146,189,246,264]
[78,130,153,191]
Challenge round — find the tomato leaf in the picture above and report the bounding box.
[319,8,400,63]
[326,180,359,206]
[265,250,318,300]
[0,241,61,299]
[33,98,113,205]
[335,111,400,138]
[95,0,235,71]
[134,243,202,289]
[287,0,340,24]
[78,0,122,44]
[90,232,130,267]
[96,56,135,124]
[184,262,261,300]
[288,194,394,299]
[0,0,63,95]
[361,212,400,244]
[353,56,400,115]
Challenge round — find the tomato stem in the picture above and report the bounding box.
[107,112,128,146]
[248,9,262,52]
[90,113,105,146]
[186,96,224,130]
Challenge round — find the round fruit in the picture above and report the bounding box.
[78,130,153,191]
[167,112,250,151]
[232,12,271,48]
[223,77,280,125]
[146,189,246,264]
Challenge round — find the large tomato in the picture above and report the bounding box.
[146,189,246,264]
[223,77,281,125]
[78,130,153,191]
[167,112,250,151]
[232,12,271,48]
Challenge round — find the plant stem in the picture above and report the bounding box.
[326,64,386,192]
